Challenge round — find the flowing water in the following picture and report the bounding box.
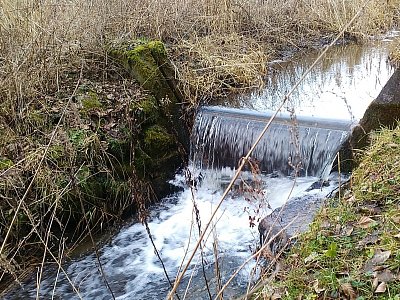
[217,35,396,120]
[6,35,397,300]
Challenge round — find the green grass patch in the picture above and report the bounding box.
[254,125,400,299]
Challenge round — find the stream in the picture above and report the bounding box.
[5,33,398,300]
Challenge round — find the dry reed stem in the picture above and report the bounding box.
[390,38,400,66]
[167,2,373,297]
[0,0,399,294]
[0,64,82,262]
[215,218,297,300]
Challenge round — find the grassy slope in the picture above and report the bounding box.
[254,126,400,300]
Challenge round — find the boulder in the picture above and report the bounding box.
[258,194,325,251]
[351,68,400,150]
[110,40,189,154]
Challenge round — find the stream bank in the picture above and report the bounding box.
[252,124,400,300]
[0,40,189,289]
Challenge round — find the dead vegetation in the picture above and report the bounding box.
[0,0,400,295]
[390,40,400,66]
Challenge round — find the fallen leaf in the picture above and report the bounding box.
[372,277,379,289]
[345,195,356,203]
[340,282,356,300]
[391,215,400,223]
[375,282,387,293]
[271,293,282,300]
[356,216,377,229]
[364,250,391,272]
[371,250,391,265]
[304,252,319,264]
[357,204,382,215]
[313,279,325,293]
[357,232,379,247]
[374,269,396,282]
[373,265,389,272]
[342,225,354,236]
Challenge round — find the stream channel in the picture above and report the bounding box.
[6,33,398,300]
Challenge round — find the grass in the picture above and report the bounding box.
[1,0,399,107]
[0,0,400,294]
[254,125,400,300]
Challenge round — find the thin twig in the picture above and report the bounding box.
[214,218,297,300]
[167,2,371,297]
[78,194,116,300]
[20,203,83,300]
[36,163,85,299]
[0,63,83,258]
[189,176,212,300]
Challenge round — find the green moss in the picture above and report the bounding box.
[48,144,65,161]
[0,158,13,170]
[109,40,180,107]
[68,129,88,149]
[131,96,160,125]
[27,109,46,127]
[80,91,103,112]
[143,125,175,156]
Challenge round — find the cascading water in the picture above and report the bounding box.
[191,106,353,178]
[6,37,396,300]
[5,110,351,300]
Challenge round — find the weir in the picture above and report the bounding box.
[6,38,394,300]
[191,106,354,178]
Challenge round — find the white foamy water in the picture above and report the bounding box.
[9,170,341,300]
[7,36,397,299]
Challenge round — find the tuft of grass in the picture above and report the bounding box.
[390,40,400,66]
[254,125,400,299]
[172,33,270,103]
[353,127,400,205]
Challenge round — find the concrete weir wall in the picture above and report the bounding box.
[260,68,400,245]
[352,68,400,150]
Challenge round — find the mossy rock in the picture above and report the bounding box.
[110,40,189,154]
[143,125,176,157]
[110,40,182,111]
[131,95,161,125]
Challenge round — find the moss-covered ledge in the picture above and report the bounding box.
[109,40,189,153]
[109,40,190,197]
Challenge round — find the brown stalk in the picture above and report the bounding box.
[167,1,373,297]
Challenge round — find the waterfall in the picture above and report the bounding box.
[191,106,354,179]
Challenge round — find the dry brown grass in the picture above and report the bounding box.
[0,0,399,291]
[390,38,400,66]
[0,0,399,108]
[173,33,270,101]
